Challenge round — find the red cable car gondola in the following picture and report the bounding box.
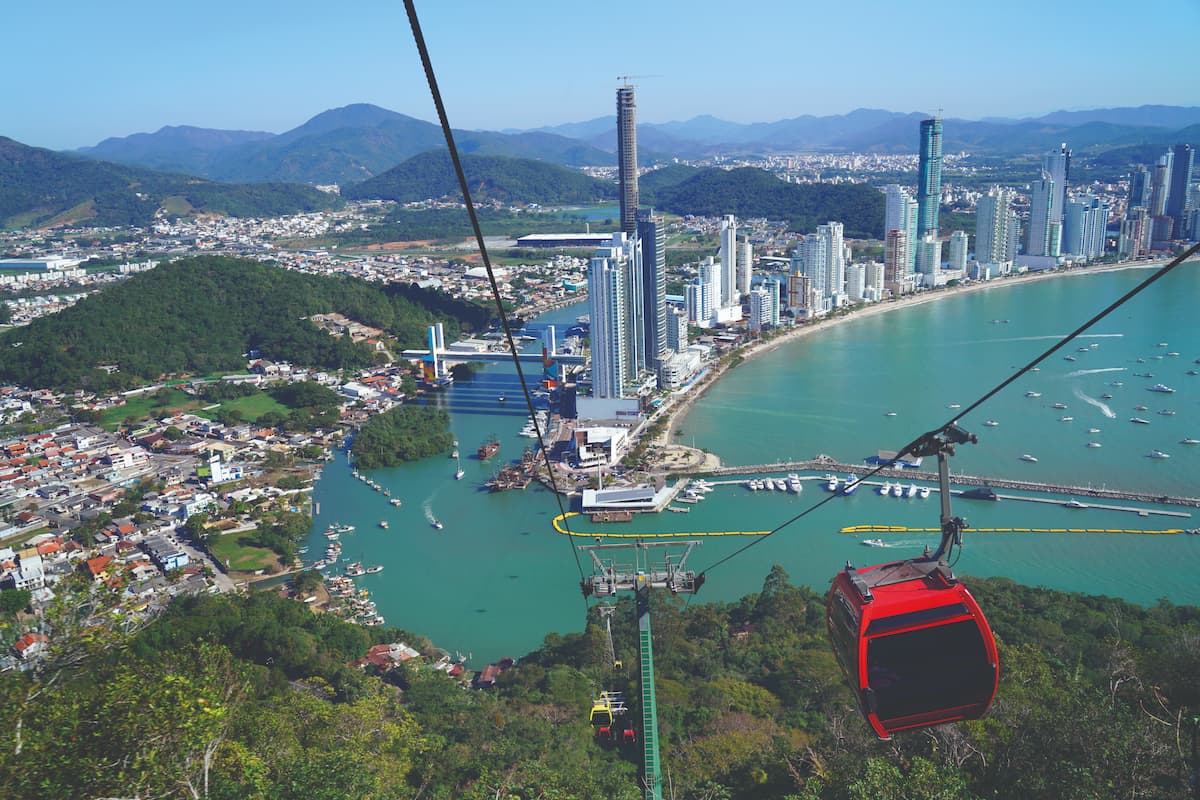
[827,558,998,739]
[826,424,999,740]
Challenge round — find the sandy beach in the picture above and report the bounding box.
[645,256,1189,469]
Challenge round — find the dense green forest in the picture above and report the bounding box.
[350,405,455,468]
[343,151,618,205]
[1,568,1195,799]
[0,256,484,391]
[0,137,339,228]
[643,167,886,238]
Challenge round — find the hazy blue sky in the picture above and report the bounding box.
[8,0,1198,150]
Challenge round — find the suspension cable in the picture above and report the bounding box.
[402,0,587,591]
[699,243,1200,578]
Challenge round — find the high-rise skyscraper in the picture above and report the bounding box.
[915,233,942,283]
[1027,176,1057,256]
[917,117,943,240]
[1128,165,1151,209]
[737,237,753,297]
[616,84,639,236]
[975,186,1017,265]
[637,210,667,369]
[1166,143,1194,239]
[885,184,919,275]
[718,215,738,306]
[1045,143,1071,228]
[686,279,712,325]
[1062,196,1108,260]
[884,229,909,293]
[948,230,968,271]
[588,236,634,399]
[816,221,845,304]
[796,233,829,313]
[1149,152,1173,218]
[666,308,688,354]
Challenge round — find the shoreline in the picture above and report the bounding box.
[645,257,1185,469]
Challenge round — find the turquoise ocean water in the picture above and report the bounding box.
[308,264,1200,663]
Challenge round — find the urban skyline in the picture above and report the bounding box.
[6,0,1198,151]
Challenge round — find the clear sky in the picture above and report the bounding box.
[8,0,1198,151]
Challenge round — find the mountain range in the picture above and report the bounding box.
[0,137,338,229]
[68,103,1200,187]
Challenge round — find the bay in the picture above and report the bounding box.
[309,264,1200,663]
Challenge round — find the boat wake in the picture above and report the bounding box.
[422,498,437,525]
[985,333,1124,344]
[1066,367,1126,377]
[1072,386,1116,419]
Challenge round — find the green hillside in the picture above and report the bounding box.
[0,568,1194,798]
[0,137,339,229]
[343,150,618,204]
[0,256,487,391]
[647,167,886,238]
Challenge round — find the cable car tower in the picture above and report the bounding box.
[581,540,704,800]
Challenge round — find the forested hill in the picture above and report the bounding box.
[0,568,1195,798]
[0,137,339,229]
[0,256,486,391]
[643,166,885,238]
[342,150,618,204]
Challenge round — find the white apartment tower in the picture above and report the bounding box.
[588,238,632,399]
[719,215,738,307]
[817,221,845,305]
[948,230,968,271]
[737,237,753,297]
[885,185,919,275]
[976,186,1017,265]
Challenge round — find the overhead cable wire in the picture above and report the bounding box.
[402,0,587,590]
[699,243,1200,578]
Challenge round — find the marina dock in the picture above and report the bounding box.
[693,458,1200,510]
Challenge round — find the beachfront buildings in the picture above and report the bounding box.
[637,211,668,369]
[1062,196,1109,261]
[976,186,1018,268]
[1024,143,1071,262]
[719,215,738,308]
[587,235,635,398]
[885,184,918,276]
[916,118,943,241]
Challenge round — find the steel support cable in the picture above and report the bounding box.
[699,243,1200,578]
[402,0,586,588]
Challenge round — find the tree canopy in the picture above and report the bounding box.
[350,405,454,468]
[0,256,481,391]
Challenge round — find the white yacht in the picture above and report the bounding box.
[878,482,893,496]
[1086,442,1103,448]
[1180,438,1200,445]
[905,484,918,498]
[861,538,886,547]
[1019,454,1039,462]
[918,486,931,499]
[1087,428,1101,434]
[825,475,840,492]
[1147,450,1171,459]
[786,475,803,494]
[983,420,999,427]
[891,483,905,497]
[841,477,858,496]
[1025,391,1042,398]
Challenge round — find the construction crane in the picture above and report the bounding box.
[581,540,704,800]
[616,74,662,86]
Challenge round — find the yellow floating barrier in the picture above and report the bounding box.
[840,524,1186,536]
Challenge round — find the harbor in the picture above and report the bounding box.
[304,269,1200,663]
